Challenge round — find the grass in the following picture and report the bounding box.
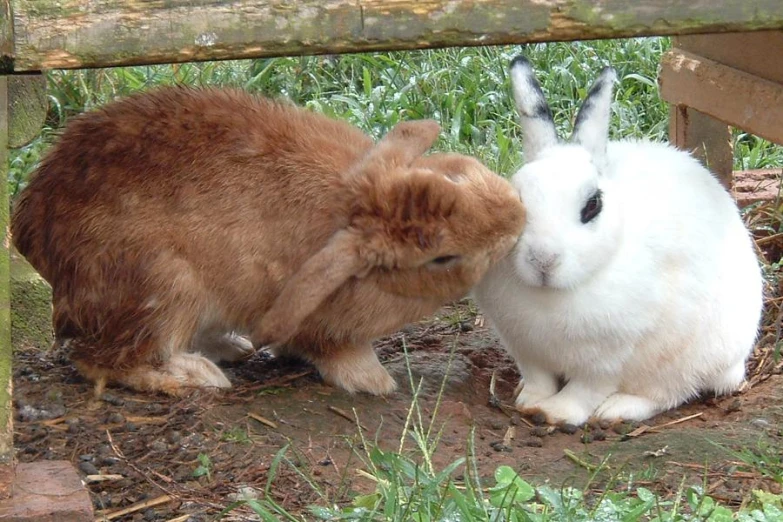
[7,38,783,520]
[219,341,783,521]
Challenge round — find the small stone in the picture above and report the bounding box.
[107,412,125,424]
[101,457,120,467]
[598,419,613,430]
[592,429,606,441]
[459,322,474,332]
[612,422,634,435]
[489,441,512,453]
[559,423,578,435]
[580,433,594,444]
[167,431,182,444]
[725,399,742,412]
[318,458,332,466]
[143,508,157,521]
[420,335,439,346]
[750,418,771,429]
[525,438,543,448]
[124,422,138,432]
[150,440,168,452]
[530,426,549,438]
[530,412,548,426]
[100,393,125,406]
[78,454,94,462]
[78,461,99,475]
[96,444,113,456]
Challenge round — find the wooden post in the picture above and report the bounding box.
[0,0,13,500]
[0,76,11,501]
[669,105,733,189]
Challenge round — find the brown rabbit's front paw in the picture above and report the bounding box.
[312,343,396,395]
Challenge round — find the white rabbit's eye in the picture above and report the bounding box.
[580,190,603,224]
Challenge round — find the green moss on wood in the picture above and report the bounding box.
[0,77,12,461]
[8,74,47,148]
[10,252,53,352]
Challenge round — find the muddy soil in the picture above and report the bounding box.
[12,299,783,521]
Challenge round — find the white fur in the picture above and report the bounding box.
[475,78,762,425]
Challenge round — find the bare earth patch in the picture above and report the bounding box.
[12,298,782,521]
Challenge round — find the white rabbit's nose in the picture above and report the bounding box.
[527,249,560,273]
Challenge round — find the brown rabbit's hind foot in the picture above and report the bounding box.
[192,330,256,363]
[312,343,397,396]
[74,352,232,397]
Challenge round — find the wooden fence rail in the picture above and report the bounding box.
[2,0,783,72]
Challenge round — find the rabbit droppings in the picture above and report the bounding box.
[474,57,763,425]
[13,87,525,397]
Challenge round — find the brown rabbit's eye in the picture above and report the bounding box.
[580,190,603,224]
[429,255,460,267]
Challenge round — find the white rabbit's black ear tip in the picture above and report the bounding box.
[510,55,533,71]
[598,66,618,83]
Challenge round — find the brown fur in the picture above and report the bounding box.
[12,87,525,396]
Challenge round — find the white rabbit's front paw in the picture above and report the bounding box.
[523,394,593,426]
[594,393,662,422]
[515,383,558,409]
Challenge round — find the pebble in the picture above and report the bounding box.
[530,426,549,438]
[96,444,113,456]
[459,322,474,332]
[78,461,99,475]
[107,412,125,424]
[150,440,168,452]
[78,454,94,462]
[124,422,138,432]
[592,429,607,441]
[101,457,120,467]
[559,423,578,435]
[580,433,594,444]
[166,431,182,444]
[100,393,125,407]
[530,412,548,426]
[143,508,157,521]
[489,441,512,453]
[750,418,771,429]
[524,438,543,448]
[726,399,742,412]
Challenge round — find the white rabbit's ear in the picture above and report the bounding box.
[509,55,558,162]
[570,67,618,166]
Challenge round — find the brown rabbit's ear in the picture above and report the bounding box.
[354,120,441,173]
[255,230,366,344]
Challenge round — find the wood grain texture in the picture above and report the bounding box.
[8,0,783,72]
[660,48,783,146]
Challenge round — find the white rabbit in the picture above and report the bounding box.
[474,56,763,425]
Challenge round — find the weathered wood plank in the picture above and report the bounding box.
[9,0,783,72]
[660,49,783,146]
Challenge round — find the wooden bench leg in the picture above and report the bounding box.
[669,105,734,189]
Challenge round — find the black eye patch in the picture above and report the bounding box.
[431,255,459,265]
[580,190,603,224]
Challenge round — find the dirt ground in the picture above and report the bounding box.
[11,170,783,521]
[12,295,783,521]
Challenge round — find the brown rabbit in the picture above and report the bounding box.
[12,87,525,396]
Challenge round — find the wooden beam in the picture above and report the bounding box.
[674,31,783,84]
[8,0,783,72]
[659,48,783,147]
